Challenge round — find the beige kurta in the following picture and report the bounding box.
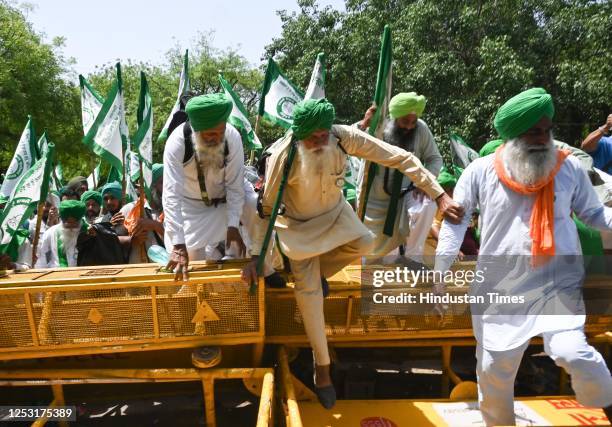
[251,125,444,260]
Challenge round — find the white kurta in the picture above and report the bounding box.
[362,119,443,257]
[435,153,612,351]
[34,223,79,268]
[162,123,245,251]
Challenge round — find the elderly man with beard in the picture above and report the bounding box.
[120,164,165,263]
[35,200,87,268]
[81,190,102,224]
[358,92,442,264]
[163,93,280,284]
[242,98,464,408]
[434,88,612,426]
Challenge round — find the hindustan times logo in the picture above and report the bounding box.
[371,266,486,288]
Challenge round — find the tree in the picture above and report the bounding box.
[0,1,88,177]
[265,0,611,152]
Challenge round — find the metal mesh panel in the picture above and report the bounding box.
[0,295,34,348]
[157,281,259,338]
[34,288,155,345]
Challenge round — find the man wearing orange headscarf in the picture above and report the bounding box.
[434,88,612,426]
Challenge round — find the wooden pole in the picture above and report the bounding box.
[137,161,148,263]
[30,201,45,267]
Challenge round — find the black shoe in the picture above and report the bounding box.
[315,384,336,409]
[321,276,329,298]
[264,272,286,288]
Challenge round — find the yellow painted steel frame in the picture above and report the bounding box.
[0,367,274,427]
[0,264,266,364]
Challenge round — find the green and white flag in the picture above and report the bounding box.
[125,148,139,202]
[158,49,190,143]
[0,143,54,253]
[133,72,153,199]
[79,75,105,135]
[358,24,393,220]
[1,116,37,199]
[258,58,304,129]
[37,132,49,159]
[86,162,101,190]
[83,64,124,180]
[54,163,64,184]
[304,53,326,100]
[219,74,262,151]
[449,133,479,168]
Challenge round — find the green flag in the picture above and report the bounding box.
[83,64,125,180]
[1,116,37,199]
[158,49,190,143]
[219,73,262,151]
[133,72,154,200]
[0,143,54,254]
[358,24,393,221]
[449,133,479,168]
[258,58,304,129]
[79,74,105,136]
[304,52,326,100]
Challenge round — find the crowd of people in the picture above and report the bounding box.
[1,87,611,424]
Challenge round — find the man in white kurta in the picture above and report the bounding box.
[358,93,443,262]
[163,93,279,283]
[35,200,87,268]
[243,98,464,408]
[434,88,612,426]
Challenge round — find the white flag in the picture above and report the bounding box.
[304,53,326,100]
[450,133,479,168]
[158,50,190,143]
[258,58,304,129]
[86,162,101,190]
[1,117,37,199]
[83,65,124,179]
[0,143,54,250]
[79,75,105,135]
[219,74,262,150]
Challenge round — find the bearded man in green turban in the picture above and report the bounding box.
[357,92,443,265]
[35,200,87,268]
[433,87,612,426]
[163,93,283,287]
[242,98,464,409]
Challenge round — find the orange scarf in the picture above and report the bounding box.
[494,145,570,265]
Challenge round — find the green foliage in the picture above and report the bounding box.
[0,0,87,177]
[265,0,611,151]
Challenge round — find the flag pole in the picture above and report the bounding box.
[30,201,45,267]
[137,161,148,263]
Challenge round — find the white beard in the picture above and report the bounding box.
[297,140,338,178]
[61,225,80,260]
[503,137,557,186]
[192,132,225,171]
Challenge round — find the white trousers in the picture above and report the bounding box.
[477,328,612,426]
[289,234,374,366]
[403,193,437,263]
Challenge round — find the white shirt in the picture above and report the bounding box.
[34,223,79,268]
[162,123,245,251]
[435,154,612,351]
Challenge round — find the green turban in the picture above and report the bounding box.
[291,98,336,140]
[389,92,427,119]
[152,163,163,184]
[479,139,504,157]
[59,200,86,221]
[437,165,464,188]
[81,190,102,206]
[101,181,122,200]
[186,93,232,132]
[494,88,554,140]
